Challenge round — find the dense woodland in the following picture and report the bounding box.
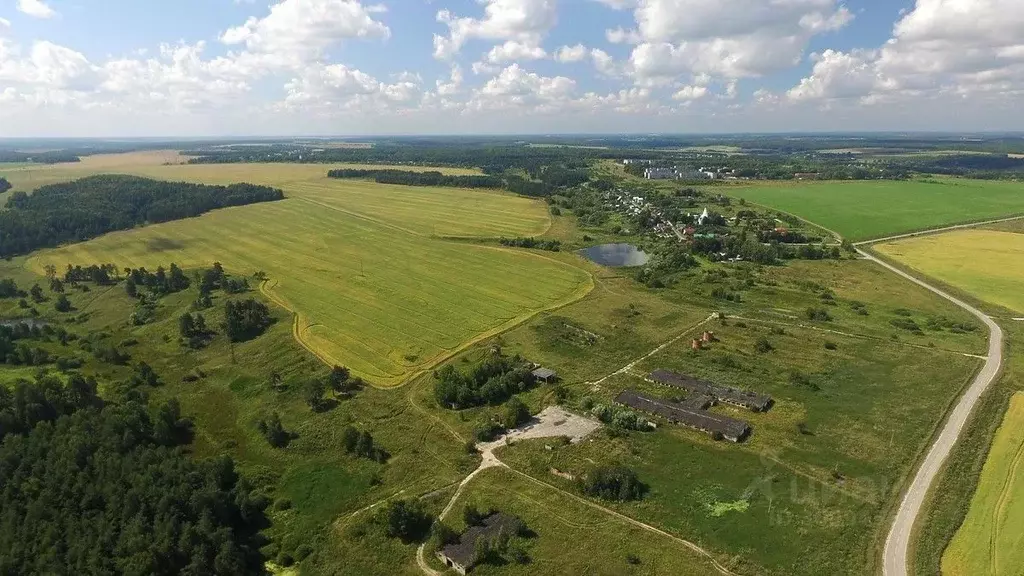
[0,175,284,258]
[0,150,81,164]
[0,377,267,575]
[327,169,503,188]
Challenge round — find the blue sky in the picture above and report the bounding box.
[0,0,1021,136]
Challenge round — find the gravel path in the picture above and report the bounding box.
[858,249,1005,576]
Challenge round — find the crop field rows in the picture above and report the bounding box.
[942,392,1024,575]
[875,228,1024,315]
[24,159,592,385]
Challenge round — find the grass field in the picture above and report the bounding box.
[27,195,589,386]
[17,154,587,386]
[942,392,1024,575]
[875,229,1024,314]
[423,466,724,576]
[0,150,483,197]
[725,178,1024,241]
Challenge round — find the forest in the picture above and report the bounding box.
[0,375,267,575]
[327,169,503,188]
[0,175,284,258]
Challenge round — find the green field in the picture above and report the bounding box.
[942,393,1024,575]
[24,161,591,386]
[727,178,1024,241]
[421,466,724,576]
[875,229,1024,314]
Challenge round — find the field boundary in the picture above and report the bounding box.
[260,252,595,388]
[855,215,1024,246]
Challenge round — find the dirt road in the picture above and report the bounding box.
[859,249,1005,576]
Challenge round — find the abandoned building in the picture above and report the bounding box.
[649,369,772,412]
[615,389,751,442]
[436,513,525,575]
[531,367,557,383]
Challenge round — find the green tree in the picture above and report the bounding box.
[501,397,530,429]
[303,378,327,411]
[54,293,72,312]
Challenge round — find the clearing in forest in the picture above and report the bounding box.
[942,393,1024,576]
[728,178,1024,241]
[875,229,1024,314]
[26,161,590,386]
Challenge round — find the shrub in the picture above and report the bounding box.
[501,397,531,429]
[578,465,646,501]
[890,318,922,333]
[805,307,832,322]
[378,500,433,543]
[824,341,838,350]
[754,337,773,353]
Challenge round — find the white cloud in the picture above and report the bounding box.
[484,40,547,63]
[17,0,56,19]
[221,0,389,69]
[554,44,588,63]
[627,0,852,83]
[590,0,635,8]
[672,85,708,101]
[434,0,557,59]
[788,0,1024,104]
[606,27,641,44]
[469,63,575,110]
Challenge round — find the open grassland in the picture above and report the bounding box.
[12,152,581,386]
[875,229,1024,314]
[725,178,1024,241]
[424,466,724,576]
[498,322,980,576]
[27,197,590,386]
[0,151,482,196]
[942,392,1024,576]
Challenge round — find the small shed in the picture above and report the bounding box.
[532,367,557,383]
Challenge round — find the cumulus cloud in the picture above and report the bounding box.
[554,44,588,63]
[433,0,556,59]
[17,0,56,19]
[626,0,851,84]
[221,0,389,69]
[788,0,1024,104]
[484,40,547,63]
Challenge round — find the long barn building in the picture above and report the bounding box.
[615,389,750,442]
[649,369,772,412]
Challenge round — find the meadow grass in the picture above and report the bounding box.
[425,466,724,576]
[26,197,591,386]
[941,392,1024,575]
[875,229,1024,314]
[723,178,1024,241]
[0,151,482,196]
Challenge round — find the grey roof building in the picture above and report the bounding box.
[615,389,751,442]
[436,513,524,575]
[649,369,772,412]
[531,367,557,383]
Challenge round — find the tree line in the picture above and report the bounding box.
[0,177,11,194]
[327,169,504,188]
[0,175,284,258]
[0,375,267,575]
[498,237,561,251]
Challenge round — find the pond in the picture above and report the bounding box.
[578,243,650,267]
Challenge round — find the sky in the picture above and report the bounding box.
[0,0,1022,137]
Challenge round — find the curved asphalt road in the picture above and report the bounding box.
[858,249,1004,576]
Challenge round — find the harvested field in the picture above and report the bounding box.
[942,393,1024,575]
[20,156,590,386]
[875,229,1024,313]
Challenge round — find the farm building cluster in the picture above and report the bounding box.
[614,365,772,443]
